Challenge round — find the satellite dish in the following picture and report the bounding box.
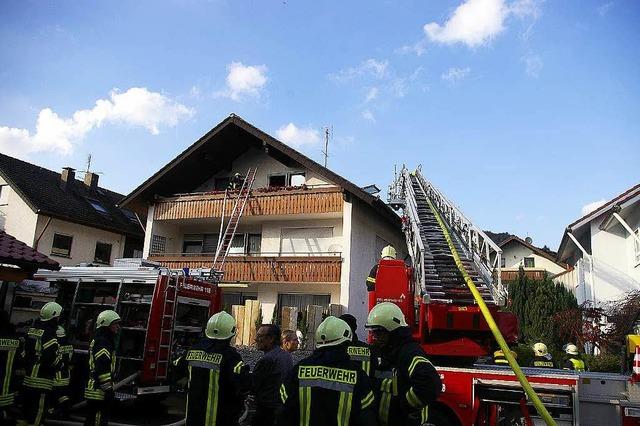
[525,236,533,244]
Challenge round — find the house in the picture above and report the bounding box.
[486,232,567,281]
[0,153,144,267]
[555,183,640,305]
[119,114,406,326]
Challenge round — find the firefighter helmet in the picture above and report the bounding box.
[315,316,352,348]
[40,302,62,321]
[56,326,66,338]
[533,342,548,357]
[565,344,579,356]
[205,311,236,340]
[96,310,121,329]
[365,302,408,331]
[381,245,397,259]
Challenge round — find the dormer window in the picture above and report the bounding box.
[87,199,108,215]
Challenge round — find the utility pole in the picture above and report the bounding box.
[321,126,332,168]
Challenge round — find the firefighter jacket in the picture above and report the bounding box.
[278,343,377,426]
[531,355,555,368]
[85,328,116,401]
[346,338,378,379]
[23,319,59,391]
[366,265,379,292]
[54,335,73,388]
[374,328,441,426]
[182,338,250,426]
[563,357,586,372]
[0,332,23,408]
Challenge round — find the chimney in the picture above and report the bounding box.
[84,171,99,191]
[60,167,75,191]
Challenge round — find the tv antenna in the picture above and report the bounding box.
[321,126,332,168]
[80,154,103,177]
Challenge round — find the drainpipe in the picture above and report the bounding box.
[566,231,595,305]
[34,216,53,251]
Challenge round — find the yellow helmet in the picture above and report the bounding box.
[40,302,63,321]
[205,311,236,340]
[381,245,397,259]
[533,342,548,357]
[96,310,121,329]
[315,316,352,348]
[565,344,579,356]
[366,302,408,331]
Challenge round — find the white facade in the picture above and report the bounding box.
[500,240,566,275]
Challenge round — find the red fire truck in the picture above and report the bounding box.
[33,261,222,399]
[374,167,640,425]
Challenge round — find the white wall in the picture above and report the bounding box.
[501,241,566,274]
[194,147,333,192]
[0,177,39,246]
[34,216,125,266]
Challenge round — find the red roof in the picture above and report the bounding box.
[0,230,60,272]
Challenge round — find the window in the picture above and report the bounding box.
[222,292,258,312]
[151,235,167,255]
[0,184,8,205]
[268,174,286,188]
[122,209,138,223]
[229,235,246,255]
[182,234,203,254]
[635,229,640,266]
[524,257,535,268]
[87,199,109,215]
[247,234,262,255]
[51,233,73,257]
[277,293,331,313]
[280,227,333,255]
[94,242,112,264]
[501,257,506,268]
[214,177,230,191]
[202,234,219,254]
[289,172,306,187]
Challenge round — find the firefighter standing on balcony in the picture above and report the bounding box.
[51,326,73,416]
[366,302,442,426]
[278,316,377,426]
[339,313,378,379]
[84,310,121,426]
[366,246,397,292]
[20,301,63,426]
[181,311,250,426]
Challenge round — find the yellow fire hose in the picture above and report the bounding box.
[426,198,557,426]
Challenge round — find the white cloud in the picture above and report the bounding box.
[441,67,471,83]
[521,53,543,77]
[597,2,614,16]
[331,59,388,82]
[364,87,379,103]
[215,62,268,101]
[421,0,542,48]
[0,87,194,159]
[582,199,607,216]
[361,110,376,122]
[189,85,201,99]
[275,123,320,148]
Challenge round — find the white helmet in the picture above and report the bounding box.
[565,344,579,356]
[533,342,548,357]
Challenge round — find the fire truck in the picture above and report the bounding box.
[32,260,222,399]
[372,166,640,425]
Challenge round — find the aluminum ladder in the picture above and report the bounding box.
[155,273,179,381]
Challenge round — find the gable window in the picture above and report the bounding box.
[635,229,640,266]
[94,242,112,264]
[268,174,286,188]
[523,257,535,268]
[289,172,306,187]
[51,233,73,257]
[0,184,8,205]
[87,199,109,215]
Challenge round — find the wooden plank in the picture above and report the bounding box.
[328,304,343,317]
[305,305,324,350]
[232,305,245,347]
[281,306,298,332]
[241,302,251,346]
[245,299,261,347]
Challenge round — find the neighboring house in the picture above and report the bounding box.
[119,114,405,326]
[0,153,144,267]
[556,183,640,305]
[486,232,567,281]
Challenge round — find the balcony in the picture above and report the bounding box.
[153,186,343,221]
[501,268,549,282]
[147,253,342,284]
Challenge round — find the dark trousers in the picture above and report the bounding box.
[84,398,111,426]
[21,387,49,426]
[252,404,278,426]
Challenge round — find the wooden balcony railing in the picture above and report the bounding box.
[501,269,549,282]
[153,187,343,220]
[148,255,342,284]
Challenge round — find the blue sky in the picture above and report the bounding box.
[1,0,638,250]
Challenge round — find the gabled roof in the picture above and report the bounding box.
[557,182,640,261]
[0,230,59,272]
[0,153,144,237]
[120,114,400,226]
[498,235,566,268]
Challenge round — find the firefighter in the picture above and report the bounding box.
[530,343,555,368]
[21,301,62,426]
[366,246,396,292]
[182,311,250,426]
[278,316,377,426]
[51,326,73,416]
[339,313,378,379]
[84,310,121,426]
[492,348,517,366]
[230,172,245,190]
[0,311,22,423]
[562,344,586,372]
[366,302,442,426]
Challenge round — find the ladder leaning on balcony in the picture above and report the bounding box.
[212,168,257,273]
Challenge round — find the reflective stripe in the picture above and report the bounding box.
[35,393,46,426]
[570,358,586,372]
[95,410,101,426]
[42,338,57,350]
[494,358,509,365]
[406,387,423,408]
[299,379,355,392]
[280,384,288,403]
[337,390,353,426]
[94,348,111,359]
[361,390,374,409]
[233,360,244,374]
[421,405,429,423]
[98,372,112,383]
[2,348,16,395]
[84,389,105,401]
[23,376,53,390]
[53,377,70,387]
[408,356,429,377]
[378,388,391,425]
[204,369,220,426]
[0,393,15,407]
[366,277,376,283]
[299,386,311,426]
[185,366,191,421]
[362,360,370,375]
